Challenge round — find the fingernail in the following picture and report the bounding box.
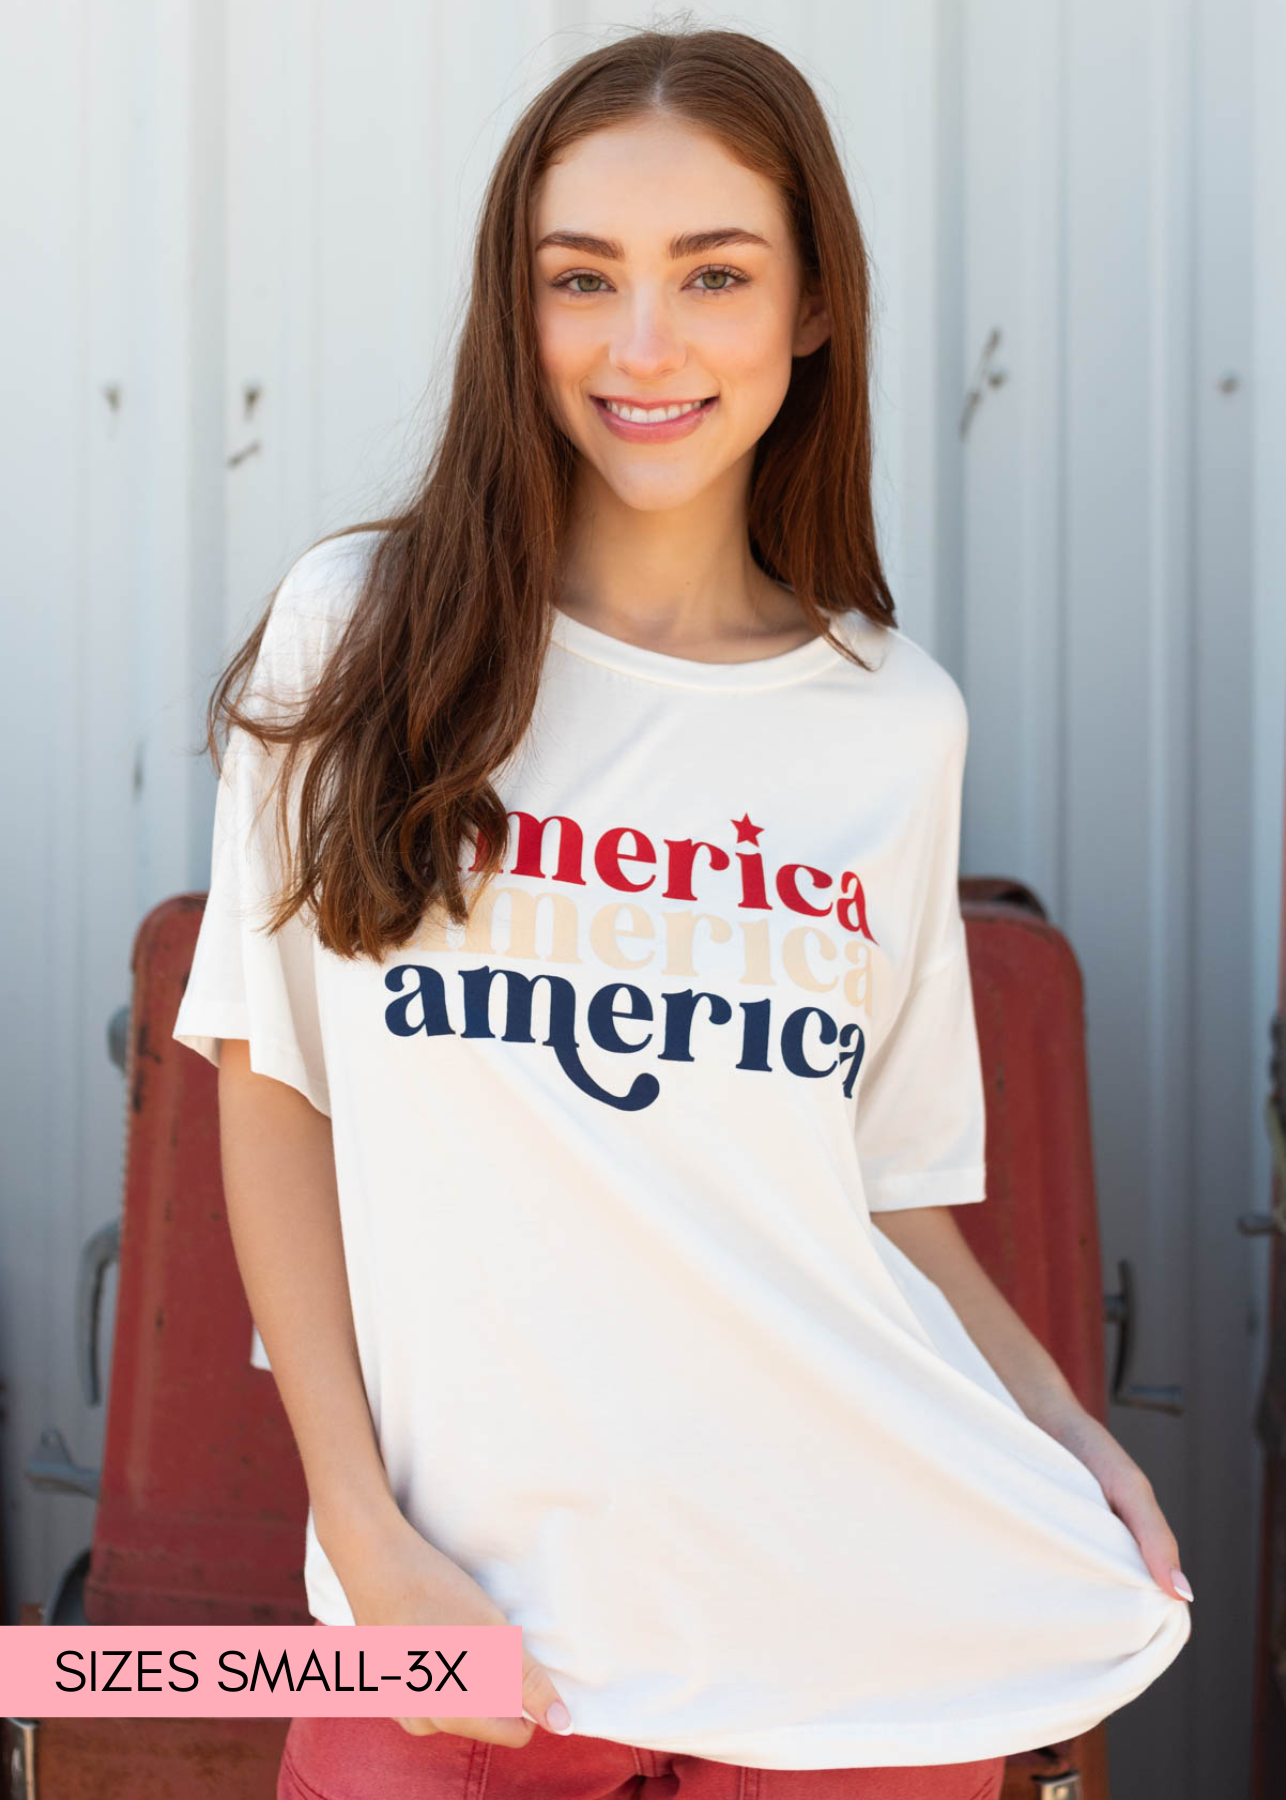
[1170,1568,1194,1601]
[545,1699,573,1734]
[521,1708,537,1722]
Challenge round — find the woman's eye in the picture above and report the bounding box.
[690,265,747,294]
[555,272,609,295]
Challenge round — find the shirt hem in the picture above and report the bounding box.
[865,1165,989,1211]
[301,1592,1190,1769]
[568,1665,1171,1769]
[173,1010,331,1117]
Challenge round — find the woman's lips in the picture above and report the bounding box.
[590,394,718,444]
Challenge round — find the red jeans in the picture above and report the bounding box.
[276,1714,1007,1800]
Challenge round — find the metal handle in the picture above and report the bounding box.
[1237,1012,1286,1235]
[1103,1257,1184,1413]
[4,1719,37,1800]
[76,1220,119,1408]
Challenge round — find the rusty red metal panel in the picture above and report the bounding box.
[1,1715,291,1799]
[83,892,310,1627]
[957,887,1109,1425]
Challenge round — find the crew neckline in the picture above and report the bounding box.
[547,603,849,691]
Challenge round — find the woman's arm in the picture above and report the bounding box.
[216,1037,401,1553]
[215,1038,574,1741]
[869,1204,1194,1606]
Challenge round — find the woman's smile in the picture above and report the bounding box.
[590,392,719,442]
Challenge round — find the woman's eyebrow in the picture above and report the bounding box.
[533,227,771,260]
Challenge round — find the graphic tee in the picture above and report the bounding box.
[173,530,1190,1768]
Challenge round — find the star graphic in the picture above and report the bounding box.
[731,813,763,845]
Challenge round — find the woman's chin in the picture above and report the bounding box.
[587,461,732,515]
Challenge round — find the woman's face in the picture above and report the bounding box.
[531,113,830,516]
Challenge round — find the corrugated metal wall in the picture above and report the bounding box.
[3,2,1282,1792]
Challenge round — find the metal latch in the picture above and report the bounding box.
[1033,1774,1080,1799]
[1237,1012,1286,1236]
[1015,1748,1082,1799]
[23,1426,98,1501]
[4,1719,37,1800]
[959,327,1009,438]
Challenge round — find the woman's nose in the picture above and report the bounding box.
[609,294,686,378]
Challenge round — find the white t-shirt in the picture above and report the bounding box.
[173,529,1190,1768]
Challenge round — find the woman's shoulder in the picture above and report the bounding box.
[828,607,969,747]
[250,527,385,712]
[270,526,386,630]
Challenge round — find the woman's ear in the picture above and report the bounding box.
[792,284,831,359]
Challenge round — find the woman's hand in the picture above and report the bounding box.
[867,1207,1196,1607]
[1045,1408,1194,1604]
[319,1502,574,1745]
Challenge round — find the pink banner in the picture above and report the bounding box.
[0,1625,522,1717]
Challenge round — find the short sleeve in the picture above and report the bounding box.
[171,533,376,1116]
[854,662,987,1212]
[854,943,988,1212]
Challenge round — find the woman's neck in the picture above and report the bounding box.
[555,473,819,665]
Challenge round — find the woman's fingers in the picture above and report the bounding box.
[392,1714,538,1745]
[1102,1468,1194,1603]
[521,1653,575,1735]
[390,1647,574,1742]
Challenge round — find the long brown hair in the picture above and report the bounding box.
[204,25,896,961]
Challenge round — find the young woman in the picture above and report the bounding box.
[173,25,1192,1800]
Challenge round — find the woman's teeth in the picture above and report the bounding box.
[601,398,708,423]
